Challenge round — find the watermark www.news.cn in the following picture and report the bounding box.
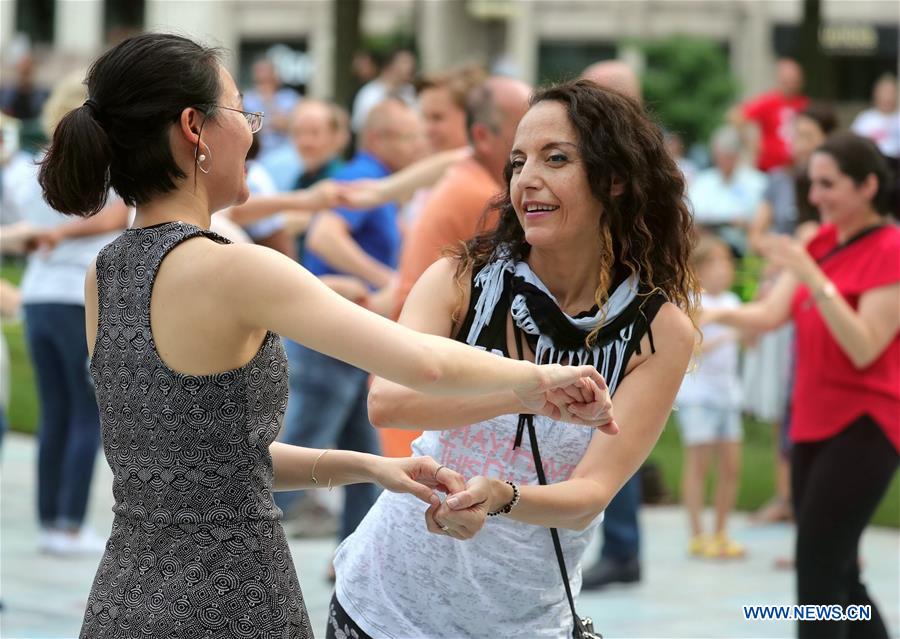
[743,605,872,622]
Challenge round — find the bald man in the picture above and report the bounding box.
[276,99,422,550]
[581,60,642,102]
[291,99,345,190]
[579,58,648,592]
[375,76,532,458]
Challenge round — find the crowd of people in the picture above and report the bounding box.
[0,32,897,639]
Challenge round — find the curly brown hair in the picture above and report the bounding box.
[455,79,698,344]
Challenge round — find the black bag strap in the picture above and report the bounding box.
[513,323,591,638]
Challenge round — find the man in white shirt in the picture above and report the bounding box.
[852,74,900,160]
[351,49,417,133]
[689,126,767,256]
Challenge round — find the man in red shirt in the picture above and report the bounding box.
[732,58,809,172]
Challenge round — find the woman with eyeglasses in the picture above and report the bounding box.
[38,33,612,639]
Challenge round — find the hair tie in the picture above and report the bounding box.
[83,99,103,120]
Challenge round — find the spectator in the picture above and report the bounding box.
[581,60,642,101]
[851,73,899,161]
[578,60,645,590]
[348,49,380,109]
[351,49,417,133]
[277,98,423,577]
[743,103,836,526]
[0,54,48,121]
[665,130,699,186]
[13,71,129,555]
[676,234,745,559]
[289,99,347,260]
[242,58,300,161]
[749,103,838,253]
[417,64,486,154]
[394,76,530,314]
[689,125,767,255]
[731,58,808,172]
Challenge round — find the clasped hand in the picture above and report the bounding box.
[371,371,616,540]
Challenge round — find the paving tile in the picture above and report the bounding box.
[2,433,897,638]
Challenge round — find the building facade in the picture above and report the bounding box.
[3,0,897,102]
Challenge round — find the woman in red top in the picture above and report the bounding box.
[709,132,899,639]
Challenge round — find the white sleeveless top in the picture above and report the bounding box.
[334,257,662,638]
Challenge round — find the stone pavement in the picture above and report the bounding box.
[1,432,897,639]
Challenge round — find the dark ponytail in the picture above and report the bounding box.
[38,33,222,218]
[39,104,113,216]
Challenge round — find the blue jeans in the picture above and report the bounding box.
[275,340,381,541]
[24,303,101,529]
[600,471,641,563]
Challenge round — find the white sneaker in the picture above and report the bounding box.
[70,528,108,554]
[37,528,64,554]
[43,528,107,556]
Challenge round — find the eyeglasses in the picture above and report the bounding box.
[202,105,265,134]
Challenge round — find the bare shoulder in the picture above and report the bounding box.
[400,256,473,336]
[192,239,299,281]
[653,302,696,360]
[652,301,696,349]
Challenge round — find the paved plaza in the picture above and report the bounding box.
[1,432,897,639]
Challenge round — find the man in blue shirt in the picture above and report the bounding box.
[276,98,422,571]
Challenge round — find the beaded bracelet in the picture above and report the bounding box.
[487,481,520,517]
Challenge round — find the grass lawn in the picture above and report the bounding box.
[2,258,897,527]
[651,413,899,528]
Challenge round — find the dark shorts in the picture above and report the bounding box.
[325,593,373,639]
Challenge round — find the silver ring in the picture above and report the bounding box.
[433,464,446,481]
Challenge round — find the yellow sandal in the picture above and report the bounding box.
[688,535,711,557]
[702,532,746,559]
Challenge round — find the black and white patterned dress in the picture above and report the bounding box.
[80,221,312,639]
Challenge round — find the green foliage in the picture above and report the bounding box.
[362,31,416,62]
[638,36,738,147]
[1,260,38,434]
[3,320,37,434]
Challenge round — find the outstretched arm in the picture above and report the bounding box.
[337,147,470,210]
[368,258,615,431]
[429,304,694,538]
[223,242,604,402]
[304,212,395,288]
[225,181,339,225]
[270,444,467,506]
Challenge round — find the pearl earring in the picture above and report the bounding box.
[196,144,211,174]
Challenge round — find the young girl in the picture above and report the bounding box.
[676,233,745,558]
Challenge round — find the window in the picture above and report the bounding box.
[14,0,54,44]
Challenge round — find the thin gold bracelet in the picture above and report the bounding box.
[310,449,333,490]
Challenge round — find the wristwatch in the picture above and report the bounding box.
[813,280,838,302]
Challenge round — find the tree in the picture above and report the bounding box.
[640,37,738,147]
[797,0,834,100]
[333,0,362,108]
